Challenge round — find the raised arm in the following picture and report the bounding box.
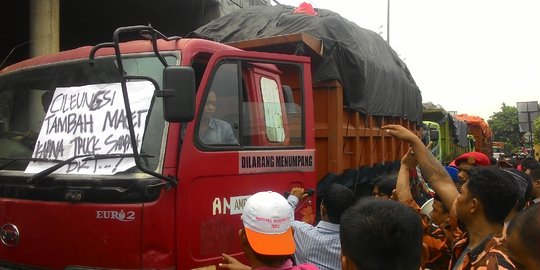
[395,148,415,203]
[381,124,458,210]
[287,187,307,221]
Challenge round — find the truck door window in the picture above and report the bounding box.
[260,77,285,143]
[241,61,304,148]
[196,59,304,149]
[198,63,240,146]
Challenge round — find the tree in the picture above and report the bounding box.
[488,103,520,153]
[535,115,540,144]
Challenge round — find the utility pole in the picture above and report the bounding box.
[29,0,59,58]
[387,0,390,44]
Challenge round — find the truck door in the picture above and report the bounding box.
[176,51,316,269]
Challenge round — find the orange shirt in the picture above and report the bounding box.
[403,199,459,269]
[449,232,514,270]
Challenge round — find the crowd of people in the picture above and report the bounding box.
[218,124,540,270]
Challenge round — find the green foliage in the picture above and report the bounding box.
[534,116,540,144]
[488,103,520,152]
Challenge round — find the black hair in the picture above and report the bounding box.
[521,156,540,171]
[531,167,540,181]
[466,166,520,224]
[340,197,423,270]
[489,156,497,165]
[507,204,540,260]
[433,193,449,213]
[504,168,532,211]
[508,158,518,168]
[242,228,291,265]
[322,183,356,224]
[41,90,54,112]
[373,174,397,196]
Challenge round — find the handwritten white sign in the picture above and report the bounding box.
[25,81,154,175]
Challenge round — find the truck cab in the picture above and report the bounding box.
[0,26,316,269]
[422,121,442,162]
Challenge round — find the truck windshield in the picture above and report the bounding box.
[0,53,177,174]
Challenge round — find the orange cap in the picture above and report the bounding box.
[244,226,295,256]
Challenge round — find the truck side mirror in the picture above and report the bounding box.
[430,130,439,141]
[161,66,196,122]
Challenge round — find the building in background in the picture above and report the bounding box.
[517,101,539,156]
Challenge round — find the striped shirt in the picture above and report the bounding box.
[287,196,341,270]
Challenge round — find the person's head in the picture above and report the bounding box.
[504,168,532,212]
[41,90,54,112]
[455,166,519,226]
[506,204,540,270]
[240,191,295,266]
[521,156,540,175]
[371,174,397,199]
[452,152,490,184]
[340,197,423,270]
[321,183,356,224]
[530,167,540,199]
[202,91,217,121]
[431,194,449,227]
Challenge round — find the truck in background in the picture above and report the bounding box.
[455,114,493,158]
[0,5,421,270]
[492,141,505,160]
[422,105,472,165]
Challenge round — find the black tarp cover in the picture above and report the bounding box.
[189,5,423,122]
[448,115,470,148]
[423,103,469,148]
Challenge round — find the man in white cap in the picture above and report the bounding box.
[219,191,318,270]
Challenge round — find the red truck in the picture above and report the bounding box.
[0,7,421,269]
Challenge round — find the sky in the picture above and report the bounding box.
[273,0,540,121]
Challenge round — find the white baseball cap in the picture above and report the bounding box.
[241,191,295,255]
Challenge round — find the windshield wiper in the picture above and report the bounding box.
[0,157,63,171]
[26,153,154,184]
